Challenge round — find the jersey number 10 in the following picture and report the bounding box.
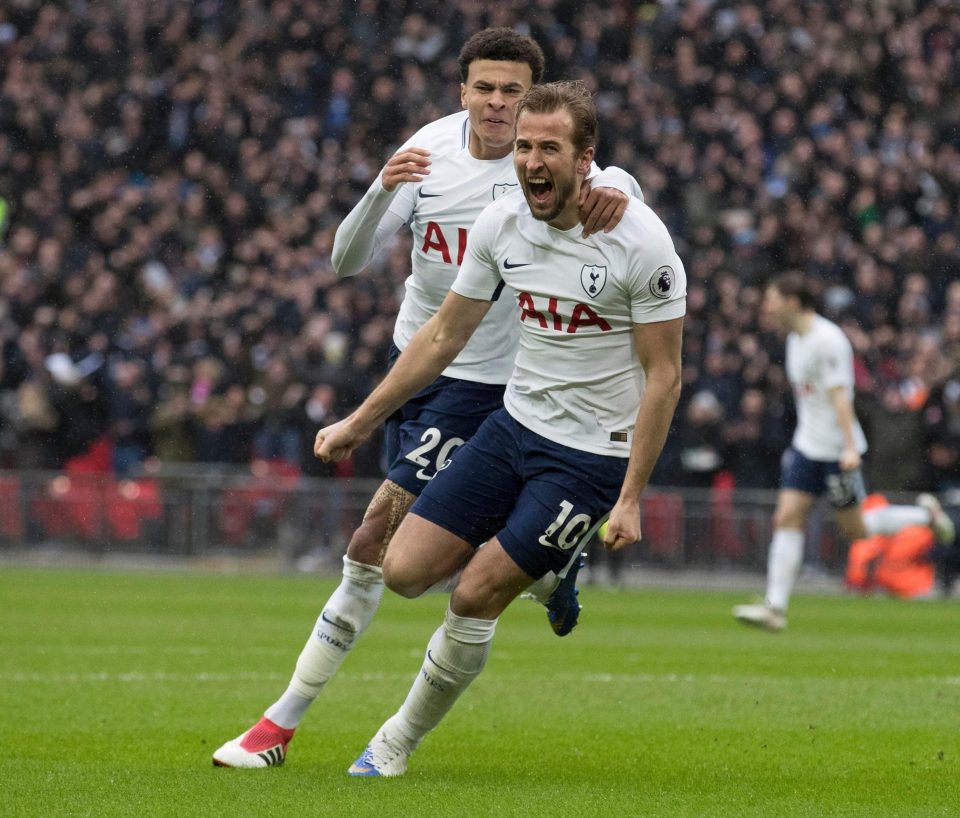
[538,500,592,551]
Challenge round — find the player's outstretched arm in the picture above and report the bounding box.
[331,147,432,278]
[603,317,684,550]
[315,291,492,462]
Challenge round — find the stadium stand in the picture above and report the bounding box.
[0,2,958,556]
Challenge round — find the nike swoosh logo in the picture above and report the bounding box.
[418,189,442,198]
[503,259,530,269]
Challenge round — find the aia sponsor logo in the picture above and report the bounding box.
[516,292,611,333]
[421,221,468,265]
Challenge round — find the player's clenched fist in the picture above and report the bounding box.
[381,147,432,192]
[314,418,370,463]
[600,499,641,551]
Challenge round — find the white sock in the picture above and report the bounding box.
[264,556,384,729]
[864,505,930,536]
[381,605,497,753]
[522,572,559,605]
[424,569,462,595]
[765,528,804,612]
[425,565,559,604]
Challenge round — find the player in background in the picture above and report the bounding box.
[315,80,686,777]
[212,28,641,769]
[734,272,869,632]
[861,492,955,546]
[847,492,957,598]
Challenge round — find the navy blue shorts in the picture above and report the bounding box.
[411,408,626,579]
[384,345,505,496]
[780,446,867,509]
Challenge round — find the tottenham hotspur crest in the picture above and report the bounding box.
[650,265,674,299]
[580,264,607,297]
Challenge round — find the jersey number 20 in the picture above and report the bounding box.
[406,428,465,481]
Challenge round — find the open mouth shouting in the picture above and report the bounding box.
[525,175,554,205]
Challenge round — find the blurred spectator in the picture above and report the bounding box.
[148,364,195,462]
[109,358,152,476]
[924,376,960,491]
[722,387,789,490]
[859,383,930,492]
[677,390,726,488]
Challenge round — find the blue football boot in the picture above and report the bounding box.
[545,552,586,636]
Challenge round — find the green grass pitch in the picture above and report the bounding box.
[1,567,957,817]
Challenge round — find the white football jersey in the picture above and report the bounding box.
[386,112,520,383]
[453,194,686,457]
[786,314,868,461]
[333,111,642,385]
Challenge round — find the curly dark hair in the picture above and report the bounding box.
[457,27,545,83]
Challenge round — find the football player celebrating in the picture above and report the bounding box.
[212,29,641,769]
[315,80,685,777]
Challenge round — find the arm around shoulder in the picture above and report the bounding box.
[589,165,644,202]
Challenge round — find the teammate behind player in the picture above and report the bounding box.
[315,80,686,777]
[212,28,640,769]
[734,272,869,632]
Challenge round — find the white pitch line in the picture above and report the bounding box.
[584,672,731,684]
[0,671,286,684]
[0,670,417,684]
[577,672,960,685]
[20,645,286,656]
[2,670,958,685]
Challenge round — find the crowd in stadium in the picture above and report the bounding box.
[1,0,959,493]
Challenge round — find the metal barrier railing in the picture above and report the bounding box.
[0,466,375,564]
[0,466,861,572]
